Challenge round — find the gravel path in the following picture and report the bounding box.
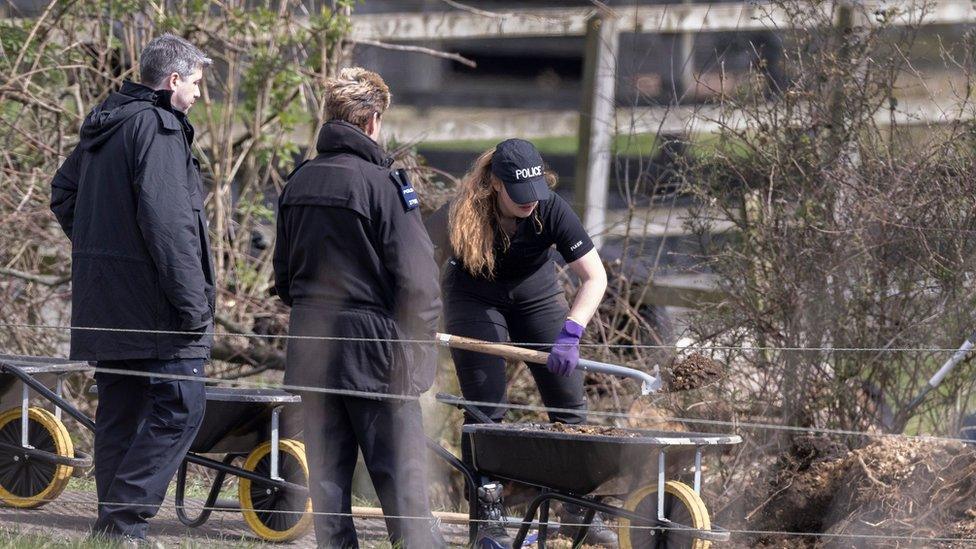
[0,490,471,547]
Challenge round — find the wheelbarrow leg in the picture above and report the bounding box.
[269,405,282,481]
[694,446,703,494]
[570,506,596,548]
[21,383,30,448]
[538,495,550,549]
[175,454,236,527]
[424,436,481,546]
[658,448,666,521]
[515,492,552,548]
[55,374,64,422]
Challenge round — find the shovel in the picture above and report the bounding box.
[896,333,976,432]
[434,332,662,395]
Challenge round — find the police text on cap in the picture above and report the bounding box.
[515,165,543,180]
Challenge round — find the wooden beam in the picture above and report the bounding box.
[6,2,976,42]
[349,3,795,41]
[373,95,968,144]
[349,1,975,42]
[641,274,724,308]
[602,206,737,238]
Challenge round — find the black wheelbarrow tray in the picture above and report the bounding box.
[0,354,313,542]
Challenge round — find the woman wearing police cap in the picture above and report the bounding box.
[426,139,614,548]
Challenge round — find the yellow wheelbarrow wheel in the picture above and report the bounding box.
[0,406,74,508]
[239,438,313,541]
[619,480,712,549]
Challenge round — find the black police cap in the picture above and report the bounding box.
[491,138,551,204]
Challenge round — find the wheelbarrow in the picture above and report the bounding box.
[173,387,311,542]
[0,354,312,542]
[427,335,742,548]
[0,354,93,508]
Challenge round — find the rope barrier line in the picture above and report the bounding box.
[5,496,976,542]
[4,324,976,441]
[23,363,976,444]
[3,321,976,353]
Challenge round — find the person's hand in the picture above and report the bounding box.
[547,319,585,376]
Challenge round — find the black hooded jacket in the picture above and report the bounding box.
[273,121,441,396]
[50,81,215,361]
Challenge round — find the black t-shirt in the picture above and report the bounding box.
[425,191,595,281]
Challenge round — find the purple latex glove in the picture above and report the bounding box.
[547,319,585,376]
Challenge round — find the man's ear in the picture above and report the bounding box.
[365,112,379,137]
[166,72,180,91]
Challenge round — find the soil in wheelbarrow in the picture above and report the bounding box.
[514,422,642,438]
[669,353,724,391]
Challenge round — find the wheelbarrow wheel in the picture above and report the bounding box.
[619,480,711,549]
[0,406,73,508]
[239,438,313,541]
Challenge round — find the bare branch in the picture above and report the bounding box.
[0,267,69,286]
[353,39,476,68]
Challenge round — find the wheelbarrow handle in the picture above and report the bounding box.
[435,333,662,395]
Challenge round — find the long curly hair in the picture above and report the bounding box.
[448,148,557,278]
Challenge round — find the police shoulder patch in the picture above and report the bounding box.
[390,168,420,211]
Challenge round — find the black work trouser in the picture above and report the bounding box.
[92,358,206,539]
[301,392,443,549]
[443,261,587,431]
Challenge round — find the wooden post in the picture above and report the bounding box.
[675,0,697,101]
[574,14,619,250]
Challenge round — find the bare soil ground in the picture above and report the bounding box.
[737,435,976,547]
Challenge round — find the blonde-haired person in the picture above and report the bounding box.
[425,139,613,547]
[274,67,443,548]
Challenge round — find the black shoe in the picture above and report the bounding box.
[475,482,514,549]
[557,505,618,547]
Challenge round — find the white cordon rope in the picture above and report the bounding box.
[0,323,973,442]
[1,322,972,352]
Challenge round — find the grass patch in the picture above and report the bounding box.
[0,526,268,548]
[0,526,258,548]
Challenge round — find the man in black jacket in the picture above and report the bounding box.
[50,34,213,543]
[274,67,443,548]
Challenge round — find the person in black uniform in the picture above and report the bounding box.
[425,140,614,548]
[49,34,213,543]
[273,67,443,549]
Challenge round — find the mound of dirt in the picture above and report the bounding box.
[670,353,724,391]
[744,436,976,545]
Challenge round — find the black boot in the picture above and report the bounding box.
[475,482,514,549]
[556,503,618,547]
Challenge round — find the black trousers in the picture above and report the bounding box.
[443,261,587,427]
[301,393,443,549]
[93,358,205,539]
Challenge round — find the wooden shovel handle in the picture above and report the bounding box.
[435,332,662,395]
[435,333,550,364]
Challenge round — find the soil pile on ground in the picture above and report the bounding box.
[743,436,976,546]
[670,353,724,391]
